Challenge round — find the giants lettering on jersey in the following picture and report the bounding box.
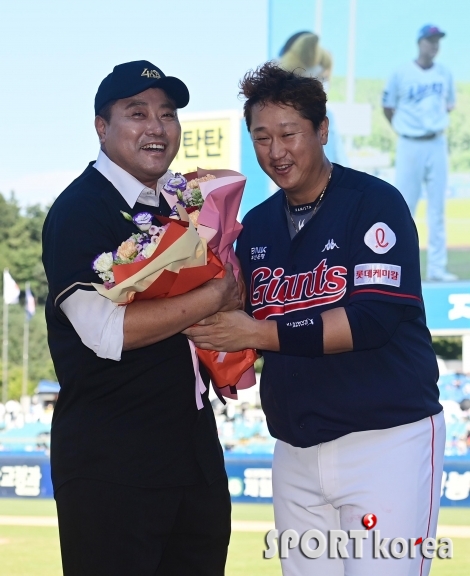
[250,258,347,320]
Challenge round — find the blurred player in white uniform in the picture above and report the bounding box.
[383,25,456,281]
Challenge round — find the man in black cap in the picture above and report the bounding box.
[42,61,238,576]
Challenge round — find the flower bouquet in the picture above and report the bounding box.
[92,207,227,409]
[161,169,257,399]
[91,168,257,403]
[92,208,223,305]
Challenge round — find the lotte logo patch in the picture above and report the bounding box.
[362,513,377,530]
[364,222,396,254]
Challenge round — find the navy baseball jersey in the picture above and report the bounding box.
[236,164,441,447]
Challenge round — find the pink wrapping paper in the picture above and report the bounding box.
[163,168,257,399]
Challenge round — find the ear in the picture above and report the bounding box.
[319,117,329,145]
[95,116,107,145]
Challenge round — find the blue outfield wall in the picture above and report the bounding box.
[0,453,54,499]
[0,452,469,506]
[421,282,470,332]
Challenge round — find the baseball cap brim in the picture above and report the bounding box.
[154,76,190,108]
[94,61,190,115]
[418,25,446,41]
[98,77,189,111]
[420,32,445,40]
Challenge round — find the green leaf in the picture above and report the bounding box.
[120,210,133,221]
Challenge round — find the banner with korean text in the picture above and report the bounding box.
[171,110,241,175]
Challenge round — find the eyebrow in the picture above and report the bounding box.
[252,121,300,133]
[125,101,148,109]
[124,100,176,110]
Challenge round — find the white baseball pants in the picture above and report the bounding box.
[395,134,448,278]
[272,412,445,576]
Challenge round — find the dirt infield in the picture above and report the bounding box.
[0,515,58,527]
[1,516,469,538]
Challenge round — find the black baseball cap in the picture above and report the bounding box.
[94,60,189,115]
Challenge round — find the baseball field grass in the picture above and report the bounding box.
[416,197,470,280]
[415,198,470,249]
[0,499,468,575]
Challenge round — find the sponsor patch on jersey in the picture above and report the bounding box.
[364,222,396,254]
[354,263,401,287]
[251,246,270,261]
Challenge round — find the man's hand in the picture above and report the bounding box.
[207,263,243,312]
[123,263,242,351]
[237,270,247,311]
[184,310,279,352]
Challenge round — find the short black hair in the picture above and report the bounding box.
[96,99,117,123]
[239,62,327,132]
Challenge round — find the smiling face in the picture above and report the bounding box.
[250,101,328,200]
[95,87,181,188]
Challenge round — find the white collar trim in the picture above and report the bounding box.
[93,149,171,208]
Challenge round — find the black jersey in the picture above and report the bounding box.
[42,163,225,492]
[236,164,441,447]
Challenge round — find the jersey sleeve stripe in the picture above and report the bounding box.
[54,282,95,307]
[350,288,421,301]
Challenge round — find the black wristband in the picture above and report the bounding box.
[276,314,324,358]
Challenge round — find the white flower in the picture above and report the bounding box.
[98,270,115,283]
[93,252,114,273]
[163,173,188,194]
[133,212,153,231]
[142,242,158,259]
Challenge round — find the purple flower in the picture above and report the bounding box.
[148,225,161,236]
[133,212,153,231]
[163,173,188,194]
[169,201,186,218]
[182,189,194,202]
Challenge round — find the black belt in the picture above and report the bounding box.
[402,132,442,140]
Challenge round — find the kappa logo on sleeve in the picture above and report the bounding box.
[251,246,270,261]
[364,222,396,254]
[354,263,401,287]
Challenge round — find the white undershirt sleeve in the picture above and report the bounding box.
[60,289,126,361]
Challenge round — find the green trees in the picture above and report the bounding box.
[0,195,56,399]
